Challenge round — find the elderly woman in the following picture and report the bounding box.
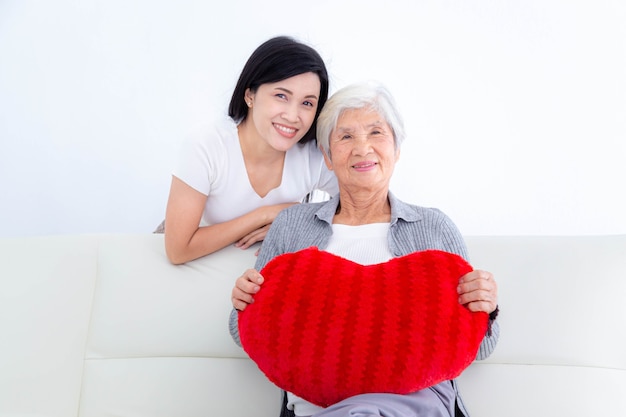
[229,81,499,417]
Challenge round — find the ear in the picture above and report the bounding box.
[395,147,401,162]
[320,146,333,170]
[244,88,254,106]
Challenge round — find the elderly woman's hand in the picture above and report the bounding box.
[232,269,264,311]
[457,270,498,314]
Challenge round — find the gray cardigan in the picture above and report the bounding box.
[230,192,499,357]
[228,192,500,416]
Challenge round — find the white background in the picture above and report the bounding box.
[1,0,624,238]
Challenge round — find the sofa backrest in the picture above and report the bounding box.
[458,235,626,416]
[0,234,279,417]
[1,235,103,416]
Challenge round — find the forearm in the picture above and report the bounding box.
[476,318,499,360]
[165,209,273,264]
[229,308,242,347]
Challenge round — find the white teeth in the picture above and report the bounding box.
[275,124,295,133]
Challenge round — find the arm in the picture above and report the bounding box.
[229,268,265,347]
[228,207,292,345]
[435,210,500,359]
[164,176,295,264]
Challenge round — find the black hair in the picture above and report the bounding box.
[228,36,329,144]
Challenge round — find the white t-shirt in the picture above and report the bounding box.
[173,117,338,226]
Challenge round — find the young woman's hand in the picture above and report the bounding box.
[234,224,271,250]
[234,203,298,250]
[165,176,299,263]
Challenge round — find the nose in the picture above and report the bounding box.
[351,134,373,155]
[281,102,299,123]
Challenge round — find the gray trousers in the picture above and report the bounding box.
[299,382,457,417]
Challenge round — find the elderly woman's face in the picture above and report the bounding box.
[323,107,399,193]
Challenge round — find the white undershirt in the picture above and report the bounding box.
[288,222,393,416]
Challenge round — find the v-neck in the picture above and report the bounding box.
[236,136,287,199]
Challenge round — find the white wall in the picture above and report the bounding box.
[1,0,624,238]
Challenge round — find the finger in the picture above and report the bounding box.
[236,226,269,249]
[232,286,255,303]
[232,296,251,311]
[458,288,496,306]
[241,269,263,285]
[232,279,261,310]
[458,270,496,294]
[238,235,260,249]
[234,270,264,294]
[459,269,492,284]
[457,280,494,297]
[464,299,497,314]
[235,231,257,248]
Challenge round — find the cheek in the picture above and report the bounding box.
[328,148,351,168]
[302,111,316,129]
[251,108,267,129]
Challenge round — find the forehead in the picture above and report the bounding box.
[261,72,321,97]
[335,108,389,131]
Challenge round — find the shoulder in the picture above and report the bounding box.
[173,116,239,190]
[400,204,458,231]
[389,194,466,253]
[275,200,327,224]
[286,140,326,165]
[256,201,330,270]
[268,201,330,238]
[389,193,450,224]
[184,116,238,151]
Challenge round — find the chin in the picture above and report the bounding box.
[272,137,301,151]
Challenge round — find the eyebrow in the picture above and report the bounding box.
[274,87,318,100]
[335,121,386,132]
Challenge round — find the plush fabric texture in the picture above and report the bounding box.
[238,247,488,408]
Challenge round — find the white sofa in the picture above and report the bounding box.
[0,233,624,417]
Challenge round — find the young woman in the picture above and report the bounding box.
[163,36,338,264]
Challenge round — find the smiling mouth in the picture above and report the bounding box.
[352,162,377,169]
[274,123,297,135]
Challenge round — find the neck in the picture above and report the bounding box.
[237,118,284,164]
[333,188,391,225]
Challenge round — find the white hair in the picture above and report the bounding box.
[316,81,405,155]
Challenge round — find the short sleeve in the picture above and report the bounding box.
[172,120,233,196]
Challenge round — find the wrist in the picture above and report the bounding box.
[489,305,499,321]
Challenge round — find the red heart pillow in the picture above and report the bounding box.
[238,247,488,407]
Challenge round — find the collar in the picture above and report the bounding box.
[315,191,423,226]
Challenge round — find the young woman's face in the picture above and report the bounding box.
[323,107,399,194]
[245,72,321,152]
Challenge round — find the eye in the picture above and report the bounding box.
[275,93,287,100]
[371,128,391,138]
[334,133,352,141]
[303,100,315,107]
